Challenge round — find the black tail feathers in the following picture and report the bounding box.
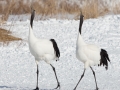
[50,39,60,58]
[100,49,110,70]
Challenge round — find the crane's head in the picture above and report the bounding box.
[30,8,35,28]
[80,10,84,18]
[79,11,84,34]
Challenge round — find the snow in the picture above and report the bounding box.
[0,14,120,90]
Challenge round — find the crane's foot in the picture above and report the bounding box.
[54,82,60,89]
[73,87,77,90]
[95,87,99,90]
[33,87,39,90]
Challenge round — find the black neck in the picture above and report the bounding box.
[30,9,35,28]
[79,14,83,34]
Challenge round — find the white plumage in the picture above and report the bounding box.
[29,9,60,90]
[29,36,57,63]
[74,12,110,90]
[76,40,101,68]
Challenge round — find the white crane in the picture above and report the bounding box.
[29,9,60,90]
[74,12,110,90]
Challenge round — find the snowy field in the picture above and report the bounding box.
[0,14,120,90]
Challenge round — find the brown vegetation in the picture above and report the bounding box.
[112,2,120,14]
[0,0,120,44]
[0,0,120,20]
[0,28,22,43]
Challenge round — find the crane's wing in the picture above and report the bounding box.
[83,44,101,63]
[86,44,100,52]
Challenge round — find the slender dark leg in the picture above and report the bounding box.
[90,67,99,90]
[73,69,86,90]
[50,64,60,89]
[34,64,39,90]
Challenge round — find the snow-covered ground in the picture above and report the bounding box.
[0,14,120,90]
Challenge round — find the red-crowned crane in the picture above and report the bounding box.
[29,9,60,90]
[74,12,110,90]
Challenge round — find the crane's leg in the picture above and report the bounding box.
[73,69,86,90]
[50,64,60,89]
[90,67,99,90]
[34,62,39,90]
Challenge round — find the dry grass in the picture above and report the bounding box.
[0,28,22,43]
[0,0,120,20]
[81,0,110,19]
[81,0,99,19]
[112,2,120,14]
[0,0,119,45]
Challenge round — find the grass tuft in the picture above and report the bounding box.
[0,28,22,43]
